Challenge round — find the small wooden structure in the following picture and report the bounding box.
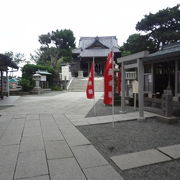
[117,42,180,118]
[36,70,51,89]
[0,54,18,99]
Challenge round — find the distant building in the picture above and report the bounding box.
[60,64,72,81]
[72,36,121,77]
[0,54,18,99]
[9,78,18,89]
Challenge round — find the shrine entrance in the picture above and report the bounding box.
[95,63,104,76]
[154,60,175,95]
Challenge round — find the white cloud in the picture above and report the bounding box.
[0,0,179,59]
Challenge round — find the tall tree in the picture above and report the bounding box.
[120,33,157,56]
[33,29,76,71]
[136,4,180,49]
[4,51,26,65]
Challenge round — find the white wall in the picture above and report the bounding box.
[60,65,72,81]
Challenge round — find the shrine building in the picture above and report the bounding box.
[71,36,121,77]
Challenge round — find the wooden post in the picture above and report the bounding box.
[1,71,3,99]
[120,61,126,113]
[175,60,178,96]
[138,58,145,120]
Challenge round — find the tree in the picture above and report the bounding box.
[120,33,157,56]
[136,4,180,49]
[20,64,54,91]
[32,29,76,71]
[4,51,26,65]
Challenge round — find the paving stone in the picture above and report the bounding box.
[45,140,73,160]
[72,145,108,169]
[14,114,26,119]
[0,145,19,180]
[0,132,22,145]
[41,122,57,129]
[23,127,42,137]
[20,136,44,152]
[17,175,50,180]
[48,158,86,180]
[60,125,90,147]
[42,128,64,141]
[25,121,41,128]
[72,120,89,126]
[111,149,171,170]
[158,144,180,159]
[15,151,48,179]
[27,114,39,120]
[84,165,124,180]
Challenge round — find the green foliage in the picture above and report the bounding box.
[120,33,157,56]
[19,79,34,92]
[4,51,26,65]
[32,29,75,71]
[119,46,131,57]
[50,29,75,49]
[51,85,62,91]
[136,4,180,48]
[21,64,54,91]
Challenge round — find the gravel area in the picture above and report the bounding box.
[86,99,136,117]
[77,118,180,180]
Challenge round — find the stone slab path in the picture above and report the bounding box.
[158,144,180,159]
[66,111,162,126]
[0,112,124,180]
[0,92,179,180]
[111,149,171,170]
[111,144,180,170]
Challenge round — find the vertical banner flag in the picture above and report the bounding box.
[104,52,113,105]
[86,62,94,99]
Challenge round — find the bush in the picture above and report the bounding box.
[51,86,62,91]
[19,79,34,92]
[21,64,55,91]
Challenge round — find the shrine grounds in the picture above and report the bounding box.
[0,91,180,180]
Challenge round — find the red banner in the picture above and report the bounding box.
[104,52,113,105]
[86,62,94,99]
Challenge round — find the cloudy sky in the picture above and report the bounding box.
[0,0,179,59]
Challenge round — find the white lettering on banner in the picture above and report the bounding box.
[88,81,92,86]
[109,80,112,86]
[89,73,91,78]
[108,91,112,98]
[88,89,93,94]
[108,69,113,76]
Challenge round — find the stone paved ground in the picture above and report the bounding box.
[0,91,180,180]
[78,118,180,180]
[0,92,123,180]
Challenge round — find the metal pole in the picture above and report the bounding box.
[112,53,115,127]
[93,57,96,116]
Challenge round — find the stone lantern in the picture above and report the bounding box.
[32,73,41,94]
